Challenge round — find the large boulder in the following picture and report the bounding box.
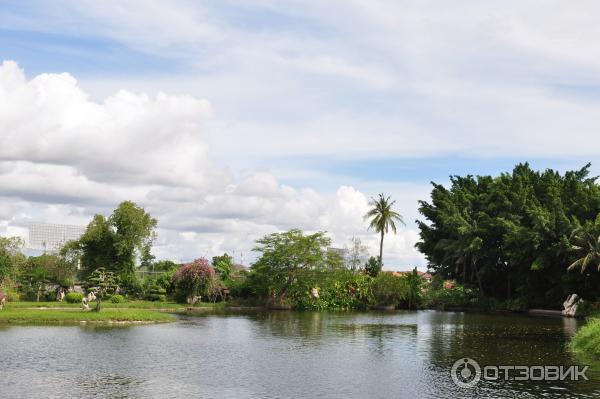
[562,294,583,317]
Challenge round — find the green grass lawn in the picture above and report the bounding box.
[7,300,225,309]
[0,308,175,324]
[0,300,243,324]
[570,318,600,358]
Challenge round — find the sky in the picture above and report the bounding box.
[1,1,600,269]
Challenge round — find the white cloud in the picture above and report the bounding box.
[6,2,600,269]
[0,61,424,267]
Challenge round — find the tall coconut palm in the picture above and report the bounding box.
[569,217,600,273]
[364,193,405,268]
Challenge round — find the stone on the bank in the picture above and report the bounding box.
[562,294,583,317]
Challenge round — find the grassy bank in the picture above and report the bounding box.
[570,318,600,358]
[7,300,225,310]
[0,307,175,324]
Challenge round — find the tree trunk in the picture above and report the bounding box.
[473,259,484,293]
[379,231,384,267]
[276,273,297,303]
[94,299,101,312]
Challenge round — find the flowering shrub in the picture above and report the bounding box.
[173,258,217,303]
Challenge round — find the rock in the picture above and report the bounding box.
[187,295,201,304]
[562,294,583,317]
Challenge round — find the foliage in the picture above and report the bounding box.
[0,236,25,284]
[568,215,600,273]
[110,294,125,303]
[142,270,175,301]
[212,253,234,281]
[173,258,217,303]
[19,254,71,302]
[152,260,179,272]
[370,272,407,307]
[65,292,84,303]
[570,318,600,358]
[364,256,382,277]
[364,193,405,267]
[292,269,372,310]
[250,229,340,303]
[405,268,424,309]
[425,284,478,309]
[417,163,600,306]
[86,268,119,311]
[26,254,76,287]
[69,201,157,279]
[110,201,157,278]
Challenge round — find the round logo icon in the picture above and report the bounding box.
[451,358,481,388]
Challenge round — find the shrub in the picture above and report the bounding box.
[293,270,372,311]
[505,296,529,312]
[6,290,20,302]
[145,287,167,301]
[110,294,125,303]
[65,292,84,303]
[570,318,600,358]
[370,272,407,307]
[173,258,217,303]
[425,284,478,309]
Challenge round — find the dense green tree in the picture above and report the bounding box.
[110,201,157,277]
[0,237,25,285]
[250,229,340,303]
[364,256,382,277]
[212,253,234,281]
[405,268,424,309]
[68,201,157,279]
[417,163,600,306]
[153,260,179,272]
[364,193,405,268]
[568,215,600,273]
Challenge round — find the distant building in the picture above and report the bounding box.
[28,222,86,253]
[327,247,349,259]
[233,263,249,272]
[386,270,433,282]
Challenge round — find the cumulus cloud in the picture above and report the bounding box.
[0,61,424,267]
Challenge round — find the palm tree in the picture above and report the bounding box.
[569,217,600,273]
[364,193,405,268]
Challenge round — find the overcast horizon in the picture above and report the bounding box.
[2,1,600,269]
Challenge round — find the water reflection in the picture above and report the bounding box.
[0,311,598,399]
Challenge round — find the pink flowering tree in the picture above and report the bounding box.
[173,258,217,303]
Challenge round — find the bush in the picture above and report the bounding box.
[292,270,372,311]
[370,272,407,307]
[145,287,167,301]
[570,318,600,358]
[65,292,84,303]
[425,284,478,309]
[173,258,217,303]
[576,301,600,317]
[110,294,125,303]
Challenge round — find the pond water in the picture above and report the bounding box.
[0,310,599,398]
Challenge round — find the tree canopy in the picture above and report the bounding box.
[416,163,600,306]
[250,229,341,302]
[69,201,157,279]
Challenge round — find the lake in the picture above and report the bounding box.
[1,310,599,398]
